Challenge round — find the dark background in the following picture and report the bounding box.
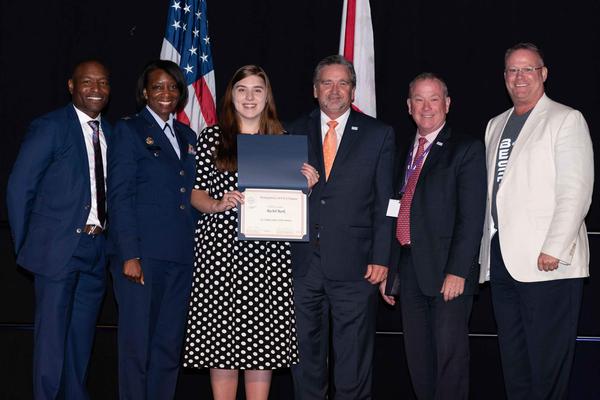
[1,0,598,398]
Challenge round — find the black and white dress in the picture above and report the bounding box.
[183,125,299,370]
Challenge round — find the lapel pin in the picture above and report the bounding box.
[351,126,358,131]
[188,144,196,155]
[436,141,443,146]
[146,136,154,145]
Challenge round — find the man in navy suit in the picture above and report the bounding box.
[107,60,197,399]
[381,73,486,400]
[287,55,395,399]
[7,60,111,399]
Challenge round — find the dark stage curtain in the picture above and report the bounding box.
[1,0,598,398]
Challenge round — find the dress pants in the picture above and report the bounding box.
[292,251,378,400]
[490,234,583,400]
[399,247,472,400]
[33,234,106,400]
[111,258,193,400]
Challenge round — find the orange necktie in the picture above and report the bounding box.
[323,120,338,180]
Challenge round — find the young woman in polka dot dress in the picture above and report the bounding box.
[183,65,319,399]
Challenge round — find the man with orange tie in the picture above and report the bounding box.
[287,55,395,399]
[380,73,486,400]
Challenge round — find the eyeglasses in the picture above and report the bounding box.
[505,66,544,75]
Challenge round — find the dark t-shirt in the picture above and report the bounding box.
[491,109,532,228]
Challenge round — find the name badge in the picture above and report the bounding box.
[386,199,400,217]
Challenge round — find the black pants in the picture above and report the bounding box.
[292,252,378,400]
[399,247,472,400]
[490,234,583,400]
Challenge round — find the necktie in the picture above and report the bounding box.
[323,120,338,180]
[164,124,181,159]
[396,137,427,245]
[164,123,175,138]
[88,120,106,227]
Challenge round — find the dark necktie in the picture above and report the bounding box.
[164,123,174,137]
[396,137,427,245]
[88,120,106,227]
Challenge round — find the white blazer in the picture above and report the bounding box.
[479,94,594,283]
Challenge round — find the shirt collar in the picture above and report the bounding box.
[320,107,351,128]
[414,122,446,145]
[73,104,102,127]
[146,105,175,132]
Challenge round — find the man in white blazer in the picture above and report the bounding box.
[479,42,594,400]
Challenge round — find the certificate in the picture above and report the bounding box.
[239,188,307,240]
[237,135,309,241]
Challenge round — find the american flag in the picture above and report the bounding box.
[160,0,217,135]
[339,0,376,117]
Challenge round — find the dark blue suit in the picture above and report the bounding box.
[287,109,395,399]
[386,126,486,400]
[7,104,111,399]
[107,108,196,400]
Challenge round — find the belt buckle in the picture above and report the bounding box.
[84,224,102,235]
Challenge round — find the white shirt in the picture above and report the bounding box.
[73,105,107,228]
[320,108,351,146]
[146,106,180,159]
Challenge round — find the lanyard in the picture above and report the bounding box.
[400,140,433,194]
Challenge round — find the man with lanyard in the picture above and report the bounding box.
[381,73,486,400]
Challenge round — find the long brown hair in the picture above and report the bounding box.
[215,65,284,171]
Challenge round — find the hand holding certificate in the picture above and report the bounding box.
[237,135,309,241]
[240,189,307,240]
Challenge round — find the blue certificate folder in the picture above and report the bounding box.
[237,134,309,241]
[237,135,308,191]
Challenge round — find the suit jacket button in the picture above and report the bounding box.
[84,205,90,210]
[320,199,326,205]
[180,170,185,176]
[180,187,186,193]
[180,204,186,210]
[76,228,82,234]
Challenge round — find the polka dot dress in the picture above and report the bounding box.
[183,126,299,370]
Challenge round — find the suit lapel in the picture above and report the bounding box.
[140,108,181,164]
[308,110,326,177]
[419,125,451,179]
[173,122,189,164]
[67,105,91,190]
[99,116,111,138]
[486,111,511,197]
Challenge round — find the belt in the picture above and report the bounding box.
[83,224,103,235]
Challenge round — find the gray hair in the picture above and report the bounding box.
[313,55,357,87]
[408,72,449,98]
